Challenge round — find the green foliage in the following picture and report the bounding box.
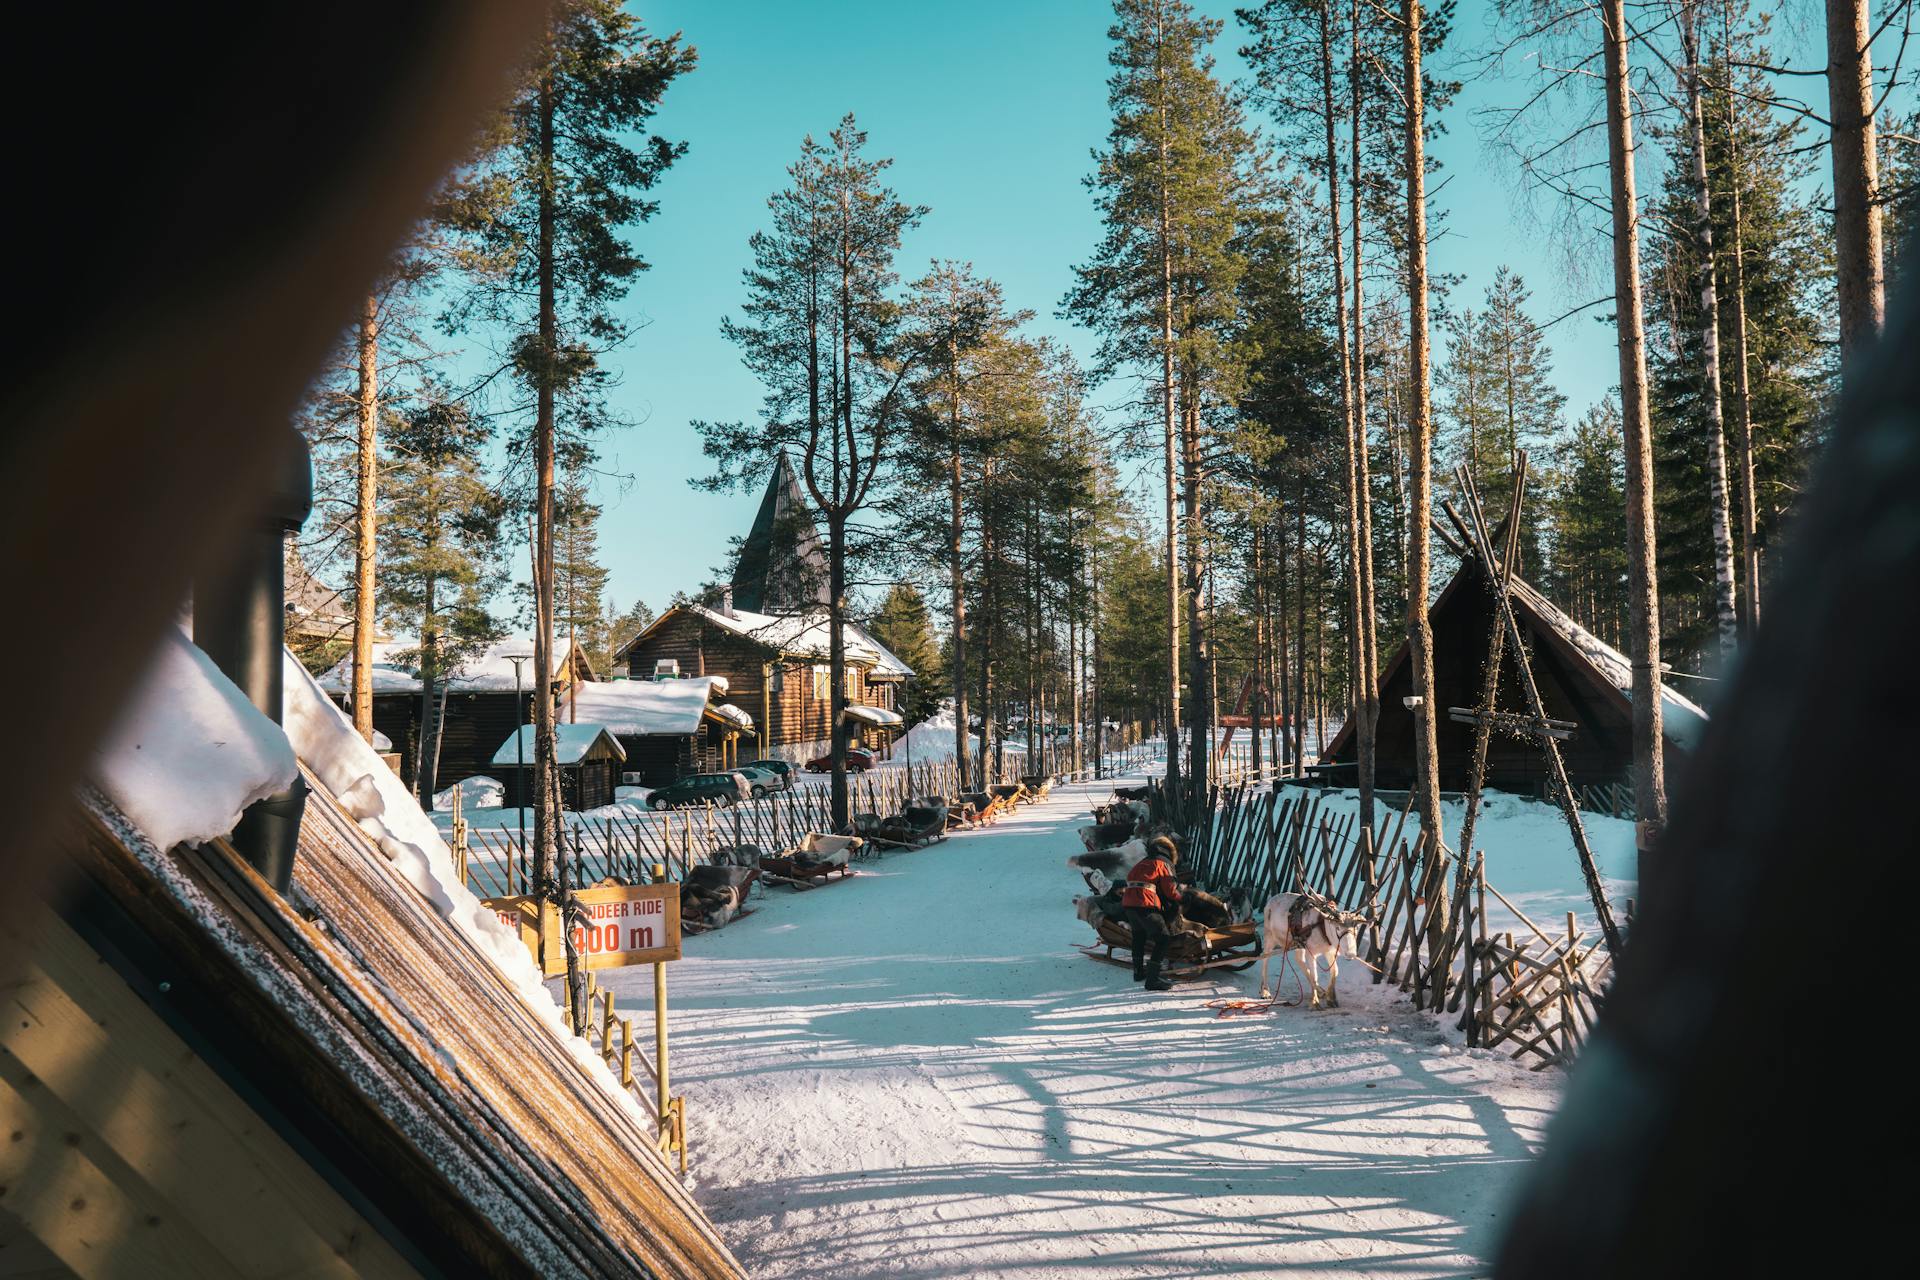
[1436,266,1565,575]
[605,597,656,670]
[696,115,926,513]
[1540,401,1629,647]
[379,392,507,672]
[1094,526,1175,718]
[867,584,944,726]
[443,0,695,489]
[1645,13,1831,666]
[1065,0,1256,419]
[553,469,612,668]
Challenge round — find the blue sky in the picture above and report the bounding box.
[571,0,1823,616]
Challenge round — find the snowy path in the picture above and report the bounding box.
[603,780,1559,1279]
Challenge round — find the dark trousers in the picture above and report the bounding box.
[1125,906,1172,977]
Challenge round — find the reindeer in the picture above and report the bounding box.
[1256,890,1374,1008]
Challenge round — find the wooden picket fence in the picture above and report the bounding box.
[458,731,1182,901]
[1145,777,1615,1069]
[458,756,980,897]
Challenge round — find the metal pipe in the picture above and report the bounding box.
[196,427,312,893]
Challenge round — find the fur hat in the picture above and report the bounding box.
[1147,834,1179,862]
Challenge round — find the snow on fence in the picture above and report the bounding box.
[1159,779,1612,1069]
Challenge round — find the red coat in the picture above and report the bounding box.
[1121,856,1179,911]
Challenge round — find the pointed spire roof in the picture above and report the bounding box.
[731,451,829,614]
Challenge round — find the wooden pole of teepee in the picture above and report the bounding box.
[1450,461,1621,954]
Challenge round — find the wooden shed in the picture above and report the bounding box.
[491,722,627,811]
[1321,558,1708,795]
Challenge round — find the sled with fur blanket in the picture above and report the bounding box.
[759,832,860,889]
[873,800,948,849]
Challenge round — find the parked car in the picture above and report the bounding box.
[804,748,875,773]
[648,773,745,810]
[732,764,783,798]
[741,758,795,792]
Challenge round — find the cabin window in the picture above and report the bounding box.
[812,664,830,701]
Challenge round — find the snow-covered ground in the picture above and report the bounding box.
[598,777,1561,1278]
[1258,784,1637,937]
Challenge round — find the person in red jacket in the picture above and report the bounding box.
[1121,835,1183,991]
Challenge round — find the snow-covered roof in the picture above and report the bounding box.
[843,704,905,728]
[91,629,300,851]
[1510,578,1710,749]
[861,631,914,681]
[662,604,913,678]
[490,722,627,767]
[315,636,587,696]
[568,677,751,737]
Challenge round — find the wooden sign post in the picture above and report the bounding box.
[485,882,681,979]
[484,876,688,1169]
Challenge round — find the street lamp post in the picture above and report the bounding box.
[506,652,532,863]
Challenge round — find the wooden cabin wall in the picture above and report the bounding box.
[499,753,621,812]
[617,736,695,788]
[619,612,881,758]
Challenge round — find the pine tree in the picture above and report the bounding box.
[553,469,611,673]
[1647,7,1830,669]
[1826,0,1886,372]
[1542,401,1630,645]
[867,584,944,729]
[379,391,507,803]
[697,116,925,829]
[1439,267,1565,575]
[1066,0,1255,802]
[443,1,693,919]
[1402,0,1446,861]
[900,263,1031,788]
[295,232,454,737]
[607,597,656,670]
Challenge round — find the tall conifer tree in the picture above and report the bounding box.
[698,117,925,829]
[445,3,693,925]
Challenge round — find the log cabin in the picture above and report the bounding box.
[611,454,911,762]
[613,603,909,764]
[316,637,594,796]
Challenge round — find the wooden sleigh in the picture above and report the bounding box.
[954,791,1003,826]
[759,833,861,890]
[679,862,759,933]
[1076,917,1263,981]
[988,783,1028,810]
[867,801,949,851]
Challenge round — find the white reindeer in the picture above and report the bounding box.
[1256,890,1372,1008]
